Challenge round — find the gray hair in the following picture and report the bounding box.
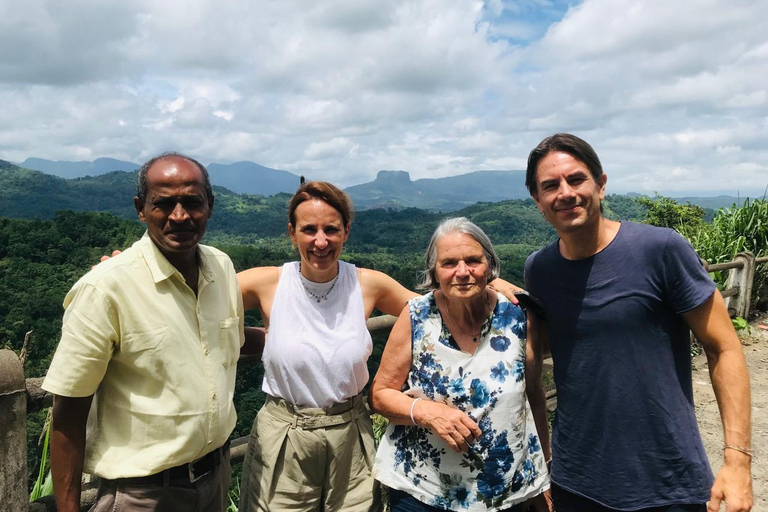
[136,152,213,203]
[418,217,501,290]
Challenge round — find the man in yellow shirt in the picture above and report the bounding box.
[43,153,245,512]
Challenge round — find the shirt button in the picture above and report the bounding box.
[212,393,217,400]
[204,349,209,356]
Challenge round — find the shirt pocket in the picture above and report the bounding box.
[219,317,241,368]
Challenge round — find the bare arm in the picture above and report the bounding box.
[237,266,279,315]
[358,268,418,317]
[50,394,93,512]
[682,292,752,512]
[370,306,481,452]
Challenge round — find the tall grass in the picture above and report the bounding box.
[227,482,240,512]
[29,410,54,501]
[684,198,768,306]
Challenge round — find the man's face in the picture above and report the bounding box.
[134,157,213,260]
[532,151,606,235]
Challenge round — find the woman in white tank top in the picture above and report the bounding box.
[237,181,417,512]
[236,182,523,512]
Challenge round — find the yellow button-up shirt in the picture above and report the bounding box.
[42,234,244,479]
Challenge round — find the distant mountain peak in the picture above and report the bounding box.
[21,157,139,179]
[347,169,530,211]
[375,170,412,182]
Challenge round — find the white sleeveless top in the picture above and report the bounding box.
[262,261,373,408]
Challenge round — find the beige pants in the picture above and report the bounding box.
[90,449,231,512]
[239,395,380,512]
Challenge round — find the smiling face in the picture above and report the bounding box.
[435,232,490,301]
[532,151,606,235]
[134,156,213,261]
[289,199,350,280]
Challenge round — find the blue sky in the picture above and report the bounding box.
[0,0,766,197]
[484,0,577,44]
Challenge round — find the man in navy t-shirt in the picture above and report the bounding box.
[523,133,752,512]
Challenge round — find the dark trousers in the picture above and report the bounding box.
[551,482,706,512]
[389,489,524,512]
[89,449,231,512]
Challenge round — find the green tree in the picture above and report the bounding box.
[637,195,706,231]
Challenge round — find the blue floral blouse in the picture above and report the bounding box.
[374,292,549,511]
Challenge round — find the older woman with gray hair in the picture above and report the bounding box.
[371,217,551,512]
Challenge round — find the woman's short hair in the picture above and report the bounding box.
[288,181,355,228]
[418,217,500,290]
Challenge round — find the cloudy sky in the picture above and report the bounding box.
[1,0,766,196]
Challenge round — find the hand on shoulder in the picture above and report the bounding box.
[92,249,122,269]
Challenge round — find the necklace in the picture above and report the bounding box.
[299,261,340,303]
[445,290,490,342]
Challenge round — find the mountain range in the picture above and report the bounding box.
[20,157,140,179]
[346,170,530,210]
[11,157,756,212]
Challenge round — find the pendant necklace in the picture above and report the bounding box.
[446,291,490,342]
[299,261,340,303]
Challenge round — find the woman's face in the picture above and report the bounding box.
[435,232,490,301]
[289,199,349,277]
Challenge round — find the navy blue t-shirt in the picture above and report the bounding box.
[524,222,716,510]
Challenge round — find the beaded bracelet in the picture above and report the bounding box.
[410,398,422,425]
[724,444,753,458]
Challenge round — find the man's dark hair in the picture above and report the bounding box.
[525,133,604,195]
[136,152,214,203]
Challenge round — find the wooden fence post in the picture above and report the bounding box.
[0,349,28,512]
[724,252,756,318]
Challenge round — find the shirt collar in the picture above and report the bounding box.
[138,232,215,285]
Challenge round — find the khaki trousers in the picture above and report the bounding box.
[89,449,231,512]
[240,395,380,512]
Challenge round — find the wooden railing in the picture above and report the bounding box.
[703,252,768,318]
[3,251,765,511]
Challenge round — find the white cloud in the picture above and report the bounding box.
[716,145,741,156]
[0,0,766,196]
[304,138,357,160]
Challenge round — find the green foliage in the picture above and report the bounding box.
[638,194,706,232]
[0,166,137,219]
[603,194,648,222]
[640,196,768,308]
[372,414,389,447]
[685,199,768,305]
[227,481,240,512]
[29,412,54,501]
[0,213,144,377]
[732,317,750,333]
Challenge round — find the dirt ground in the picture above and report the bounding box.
[693,314,767,511]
